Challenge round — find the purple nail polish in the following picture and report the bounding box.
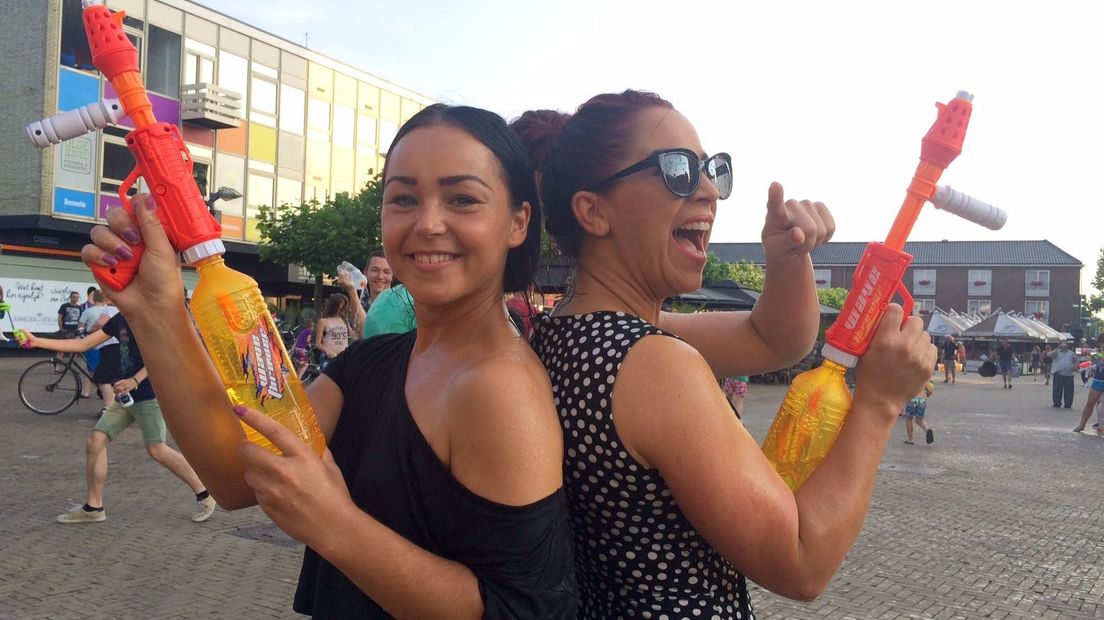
[122,228,140,244]
[115,246,134,260]
[102,254,118,267]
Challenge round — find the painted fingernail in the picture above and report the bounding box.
[115,246,134,260]
[121,228,140,244]
[233,405,247,417]
[145,198,158,212]
[101,254,118,267]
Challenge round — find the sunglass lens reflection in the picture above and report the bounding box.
[709,155,733,200]
[659,152,695,196]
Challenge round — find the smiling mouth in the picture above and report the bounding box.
[673,222,710,255]
[412,253,459,264]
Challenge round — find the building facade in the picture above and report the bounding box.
[709,240,1087,338]
[1,0,431,330]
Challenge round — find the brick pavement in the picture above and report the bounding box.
[1,350,1101,619]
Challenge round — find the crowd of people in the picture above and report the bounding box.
[10,88,1099,618]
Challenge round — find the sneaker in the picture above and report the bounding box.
[57,505,106,524]
[192,496,217,523]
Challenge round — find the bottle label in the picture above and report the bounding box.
[236,318,288,404]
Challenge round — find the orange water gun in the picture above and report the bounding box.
[762,91,1007,489]
[27,0,222,287]
[24,1,324,456]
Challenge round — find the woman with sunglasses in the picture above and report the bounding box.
[515,91,935,617]
[81,105,578,618]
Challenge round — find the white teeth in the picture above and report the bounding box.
[676,221,711,232]
[413,254,456,264]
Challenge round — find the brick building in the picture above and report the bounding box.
[709,240,1087,339]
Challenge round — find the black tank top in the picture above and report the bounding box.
[532,312,755,619]
[295,331,578,618]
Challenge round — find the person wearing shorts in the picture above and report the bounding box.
[1074,334,1104,433]
[901,381,935,445]
[997,339,1015,389]
[721,375,749,416]
[20,312,217,524]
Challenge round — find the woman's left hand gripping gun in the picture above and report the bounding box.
[25,0,222,291]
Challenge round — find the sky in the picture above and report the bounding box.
[205,0,1103,303]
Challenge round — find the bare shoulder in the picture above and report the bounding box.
[445,341,563,506]
[613,333,739,467]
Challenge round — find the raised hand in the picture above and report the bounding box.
[234,405,353,547]
[761,182,836,260]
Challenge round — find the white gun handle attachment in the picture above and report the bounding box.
[930,185,1007,231]
[25,99,124,148]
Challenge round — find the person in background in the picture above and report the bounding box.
[291,315,315,377]
[1073,333,1104,433]
[78,289,120,414]
[1042,344,1053,385]
[58,291,82,337]
[721,375,750,415]
[19,314,216,524]
[340,251,394,337]
[362,284,417,338]
[902,380,935,445]
[79,286,98,313]
[1029,345,1041,380]
[314,293,351,369]
[1048,341,1078,409]
[941,335,958,384]
[997,339,1015,389]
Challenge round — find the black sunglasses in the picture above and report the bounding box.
[588,148,733,200]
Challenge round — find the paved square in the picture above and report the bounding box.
[1,353,1100,618]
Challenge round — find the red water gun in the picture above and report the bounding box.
[822,92,1006,366]
[26,0,222,288]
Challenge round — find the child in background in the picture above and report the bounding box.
[903,380,936,445]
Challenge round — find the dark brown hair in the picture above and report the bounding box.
[515,90,673,258]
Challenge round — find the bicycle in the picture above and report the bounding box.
[18,351,100,415]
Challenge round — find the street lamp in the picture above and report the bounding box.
[205,186,242,219]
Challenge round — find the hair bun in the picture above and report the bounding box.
[509,109,571,170]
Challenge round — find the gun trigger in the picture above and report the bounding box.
[118,166,143,214]
[896,282,914,324]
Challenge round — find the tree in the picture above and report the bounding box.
[1088,246,1104,318]
[256,173,384,310]
[702,252,766,291]
[817,287,848,309]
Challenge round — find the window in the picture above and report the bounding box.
[193,161,210,199]
[1025,270,1050,297]
[217,52,248,98]
[967,299,991,316]
[968,269,991,296]
[357,114,377,148]
[280,85,305,135]
[214,153,245,219]
[276,177,302,210]
[250,76,277,125]
[308,99,331,135]
[184,39,216,85]
[246,173,273,242]
[812,269,831,289]
[333,105,355,148]
[101,140,137,196]
[1025,300,1049,322]
[379,120,399,154]
[147,25,181,98]
[59,0,96,73]
[914,299,936,316]
[912,269,936,296]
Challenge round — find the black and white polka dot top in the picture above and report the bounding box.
[532,311,755,620]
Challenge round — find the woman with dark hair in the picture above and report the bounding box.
[516,91,935,617]
[80,104,577,618]
[314,292,351,368]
